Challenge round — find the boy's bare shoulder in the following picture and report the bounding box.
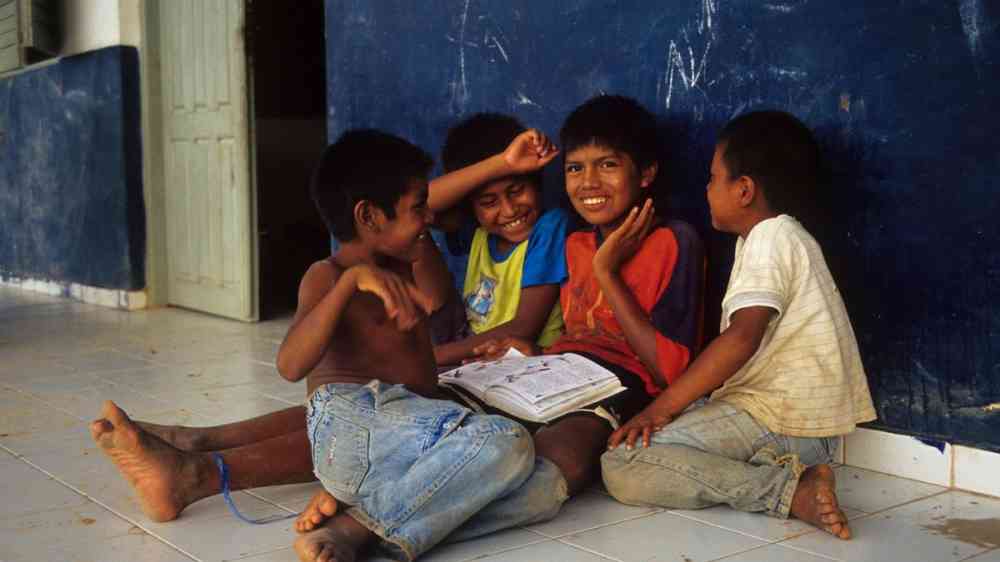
[300,257,349,287]
[293,258,344,318]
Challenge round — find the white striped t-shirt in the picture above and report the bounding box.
[710,215,876,437]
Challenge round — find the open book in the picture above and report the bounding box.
[438,351,626,423]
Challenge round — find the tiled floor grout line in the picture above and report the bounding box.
[551,538,627,561]
[521,508,666,540]
[449,533,552,562]
[0,383,91,422]
[5,450,203,562]
[840,488,953,518]
[241,489,304,517]
[664,506,821,544]
[707,541,843,562]
[958,546,1000,562]
[227,544,295,561]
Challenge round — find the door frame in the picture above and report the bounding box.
[138,0,259,320]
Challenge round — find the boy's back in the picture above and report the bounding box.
[710,214,875,436]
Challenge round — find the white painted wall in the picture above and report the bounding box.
[61,0,141,56]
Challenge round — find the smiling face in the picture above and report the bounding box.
[471,176,541,253]
[375,178,434,262]
[563,144,657,237]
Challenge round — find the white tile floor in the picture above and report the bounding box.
[2,286,999,562]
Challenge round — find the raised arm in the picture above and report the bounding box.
[592,200,665,384]
[593,205,706,390]
[428,129,559,213]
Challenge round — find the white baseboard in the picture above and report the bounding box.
[1,275,148,310]
[953,445,1000,498]
[844,427,1000,497]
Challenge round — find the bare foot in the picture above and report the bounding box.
[90,400,208,522]
[136,421,207,452]
[790,464,851,539]
[296,490,340,533]
[294,514,371,562]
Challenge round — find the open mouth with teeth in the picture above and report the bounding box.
[578,195,612,210]
[500,216,531,231]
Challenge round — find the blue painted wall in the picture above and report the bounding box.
[0,46,144,290]
[325,1,1000,450]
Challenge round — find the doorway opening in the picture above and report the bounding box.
[250,0,330,319]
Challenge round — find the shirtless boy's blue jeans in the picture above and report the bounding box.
[307,381,568,561]
[601,401,838,518]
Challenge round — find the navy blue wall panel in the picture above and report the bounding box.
[0,46,145,290]
[325,1,1000,449]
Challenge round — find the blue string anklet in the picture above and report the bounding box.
[213,453,298,525]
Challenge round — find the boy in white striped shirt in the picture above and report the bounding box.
[602,111,875,540]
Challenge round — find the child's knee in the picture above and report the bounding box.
[466,416,535,484]
[510,457,570,526]
[600,447,650,506]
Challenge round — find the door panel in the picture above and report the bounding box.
[160,0,256,320]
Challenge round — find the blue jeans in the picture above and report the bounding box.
[601,401,838,518]
[307,381,567,561]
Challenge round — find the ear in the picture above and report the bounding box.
[639,162,659,189]
[353,200,385,234]
[735,176,757,208]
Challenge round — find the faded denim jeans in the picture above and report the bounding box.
[601,401,838,518]
[307,381,567,561]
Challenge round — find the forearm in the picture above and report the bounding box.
[434,318,540,365]
[428,154,511,211]
[276,271,356,381]
[646,328,759,417]
[594,269,666,385]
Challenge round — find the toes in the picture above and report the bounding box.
[102,400,133,429]
[826,519,852,540]
[90,419,112,441]
[319,498,338,517]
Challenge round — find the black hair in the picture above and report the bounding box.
[559,94,659,172]
[717,110,821,216]
[311,129,433,241]
[441,112,542,189]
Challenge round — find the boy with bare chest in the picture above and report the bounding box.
[276,130,566,562]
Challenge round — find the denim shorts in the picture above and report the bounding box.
[306,380,536,560]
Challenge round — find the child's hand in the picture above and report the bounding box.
[469,337,540,362]
[593,198,655,275]
[502,129,559,174]
[607,404,673,451]
[350,264,435,331]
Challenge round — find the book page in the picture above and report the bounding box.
[439,352,617,405]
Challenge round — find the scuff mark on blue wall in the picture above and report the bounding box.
[0,46,144,290]
[324,0,1000,450]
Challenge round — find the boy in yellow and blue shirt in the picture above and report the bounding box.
[429,113,570,365]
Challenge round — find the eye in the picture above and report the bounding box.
[600,159,619,169]
[564,163,581,174]
[508,183,525,195]
[476,197,498,208]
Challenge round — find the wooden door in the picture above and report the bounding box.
[159,0,256,320]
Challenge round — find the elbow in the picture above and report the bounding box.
[427,290,450,314]
[276,351,306,382]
